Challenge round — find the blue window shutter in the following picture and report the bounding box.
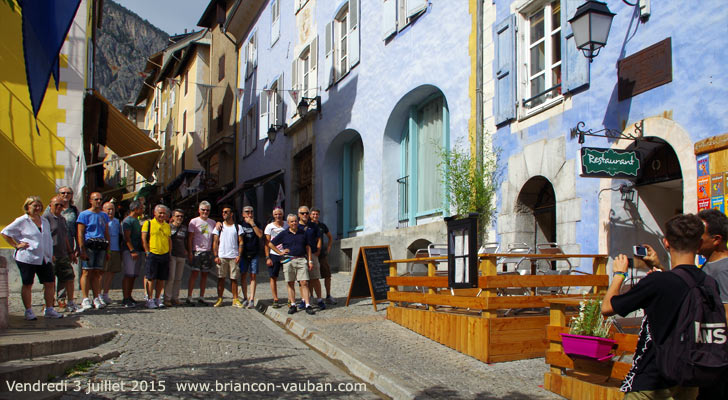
[562,0,589,93]
[495,14,516,125]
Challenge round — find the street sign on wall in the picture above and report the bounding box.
[580,147,641,178]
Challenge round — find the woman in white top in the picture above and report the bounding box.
[264,207,286,308]
[1,196,63,320]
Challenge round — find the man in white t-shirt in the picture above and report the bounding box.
[212,205,243,307]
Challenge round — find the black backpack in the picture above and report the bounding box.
[656,267,728,386]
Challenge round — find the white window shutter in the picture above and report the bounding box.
[271,1,280,45]
[382,0,397,39]
[259,90,269,140]
[252,32,258,69]
[407,0,427,19]
[310,37,318,97]
[348,0,360,67]
[290,59,299,119]
[242,43,249,78]
[276,74,284,125]
[325,21,334,87]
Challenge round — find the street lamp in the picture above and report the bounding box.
[267,123,286,142]
[568,0,616,62]
[297,96,321,117]
[619,184,635,202]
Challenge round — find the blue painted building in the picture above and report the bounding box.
[225,0,478,267]
[488,0,728,270]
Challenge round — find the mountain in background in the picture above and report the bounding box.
[96,0,169,109]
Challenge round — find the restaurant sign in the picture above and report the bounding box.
[580,147,641,178]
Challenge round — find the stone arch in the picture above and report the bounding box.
[497,136,581,260]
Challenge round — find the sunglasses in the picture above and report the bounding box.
[200,209,210,212]
[299,211,308,215]
[59,192,72,195]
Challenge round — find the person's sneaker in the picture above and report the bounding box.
[172,299,182,306]
[305,305,316,315]
[297,300,306,310]
[156,298,165,309]
[186,298,194,306]
[93,297,105,309]
[247,299,255,309]
[146,299,157,309]
[66,301,79,312]
[272,300,281,309]
[288,305,297,315]
[325,295,337,305]
[102,293,112,304]
[128,297,138,305]
[232,298,243,308]
[98,296,108,307]
[122,298,132,308]
[197,298,209,307]
[213,298,224,307]
[24,309,37,321]
[79,298,93,312]
[317,300,326,310]
[44,307,63,319]
[163,299,172,307]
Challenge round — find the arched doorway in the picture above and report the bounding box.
[630,137,683,219]
[516,176,556,250]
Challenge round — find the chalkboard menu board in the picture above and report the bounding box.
[346,246,391,311]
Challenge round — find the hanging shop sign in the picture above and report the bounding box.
[580,147,641,178]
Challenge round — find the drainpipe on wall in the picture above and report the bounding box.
[475,0,484,171]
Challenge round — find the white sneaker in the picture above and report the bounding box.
[155,298,164,308]
[24,309,37,320]
[79,298,93,312]
[247,299,255,309]
[102,293,112,304]
[44,307,63,319]
[66,301,79,312]
[146,299,157,309]
[93,297,106,309]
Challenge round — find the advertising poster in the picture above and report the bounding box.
[698,198,711,211]
[712,174,724,196]
[697,154,709,177]
[697,176,710,200]
[711,196,724,212]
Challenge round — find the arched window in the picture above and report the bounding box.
[341,136,364,235]
[399,94,448,225]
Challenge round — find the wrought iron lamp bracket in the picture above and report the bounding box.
[570,120,643,144]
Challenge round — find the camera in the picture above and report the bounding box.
[633,245,648,257]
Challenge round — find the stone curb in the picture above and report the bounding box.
[0,328,117,363]
[260,304,418,400]
[0,347,121,396]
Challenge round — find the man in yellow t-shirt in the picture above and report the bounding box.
[141,205,172,309]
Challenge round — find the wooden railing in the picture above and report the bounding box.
[385,253,610,316]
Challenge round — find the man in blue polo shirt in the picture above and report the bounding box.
[268,214,315,315]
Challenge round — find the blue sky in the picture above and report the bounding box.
[115,0,210,36]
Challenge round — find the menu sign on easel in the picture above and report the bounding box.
[345,246,391,311]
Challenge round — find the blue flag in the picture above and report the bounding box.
[20,0,81,133]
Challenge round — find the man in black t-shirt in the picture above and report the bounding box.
[239,206,263,308]
[311,208,335,304]
[602,214,703,399]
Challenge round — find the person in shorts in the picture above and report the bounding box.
[299,206,324,310]
[2,196,62,320]
[101,201,122,305]
[311,208,336,304]
[264,207,286,308]
[187,201,215,306]
[76,192,110,312]
[44,195,78,312]
[141,204,171,309]
[239,206,263,308]
[268,214,315,315]
[212,205,243,307]
[121,200,145,307]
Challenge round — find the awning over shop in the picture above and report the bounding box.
[122,191,138,201]
[217,170,284,204]
[87,91,162,180]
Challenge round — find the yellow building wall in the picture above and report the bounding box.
[0,3,89,248]
[177,51,203,174]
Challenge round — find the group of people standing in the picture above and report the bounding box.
[1,186,336,320]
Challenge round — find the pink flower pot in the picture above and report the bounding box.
[560,333,616,361]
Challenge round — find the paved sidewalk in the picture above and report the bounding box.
[251,271,561,400]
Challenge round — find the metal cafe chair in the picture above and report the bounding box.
[534,242,582,295]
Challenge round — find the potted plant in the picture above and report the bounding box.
[560,299,616,361]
